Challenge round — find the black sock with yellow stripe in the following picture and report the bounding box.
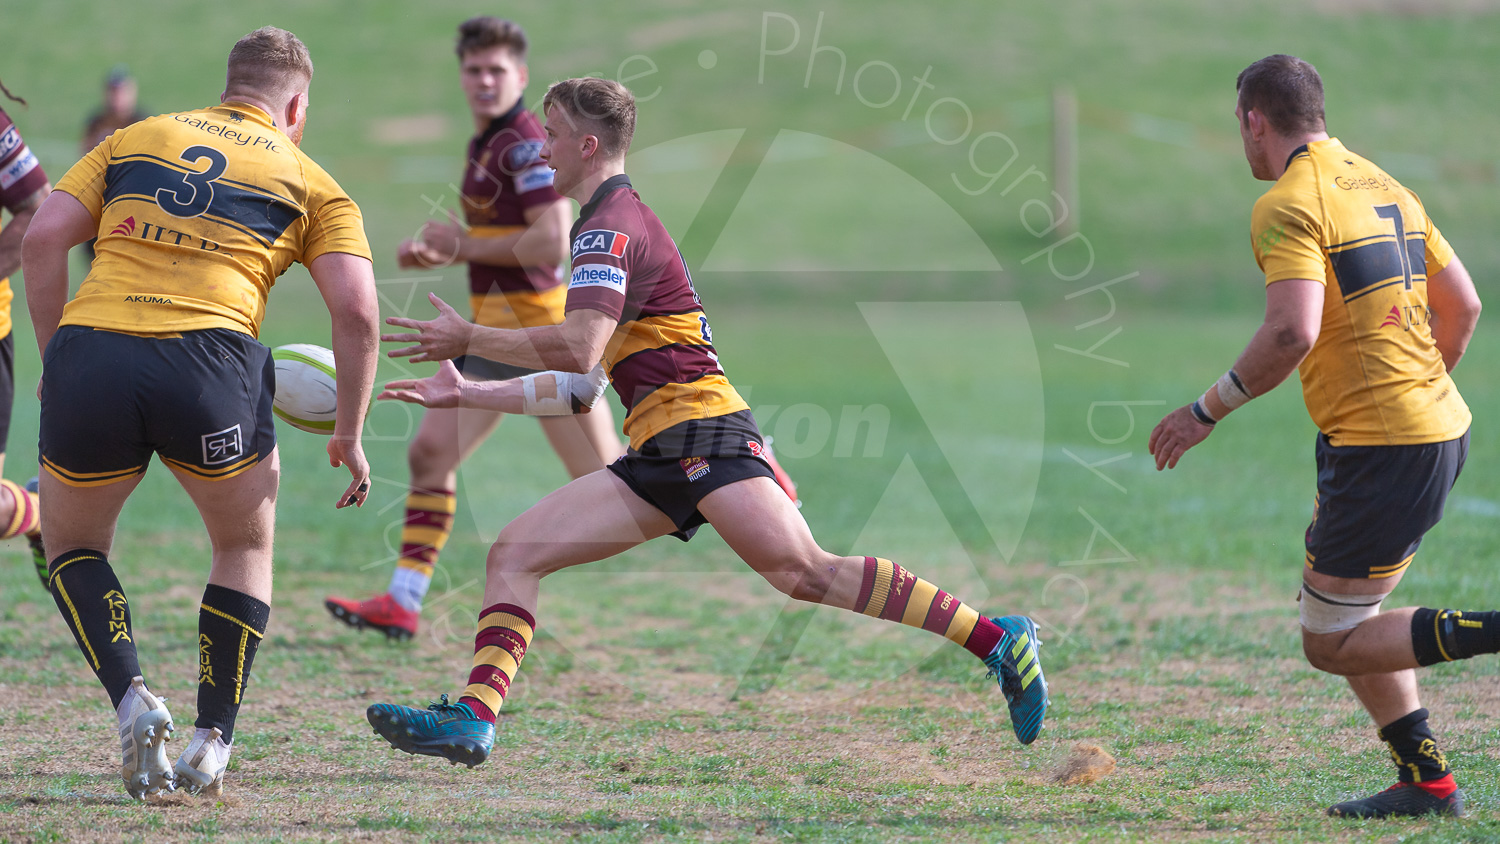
[1412,608,1500,666]
[196,584,270,743]
[46,549,140,709]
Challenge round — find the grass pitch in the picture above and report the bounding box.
[2,0,1500,841]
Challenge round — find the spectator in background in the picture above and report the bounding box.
[78,66,147,266]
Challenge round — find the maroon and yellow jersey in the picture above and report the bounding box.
[1252,138,1468,446]
[462,98,564,305]
[565,174,748,449]
[54,102,370,338]
[0,106,51,340]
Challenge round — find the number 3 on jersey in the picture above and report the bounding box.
[156,145,227,218]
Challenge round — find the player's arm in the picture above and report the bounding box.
[419,199,571,268]
[1149,278,1323,470]
[1425,256,1480,373]
[384,291,613,373]
[20,190,97,357]
[378,359,609,415]
[307,251,380,508]
[0,183,51,280]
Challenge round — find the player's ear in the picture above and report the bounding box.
[1246,108,1267,139]
[580,134,599,160]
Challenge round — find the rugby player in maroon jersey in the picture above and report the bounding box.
[364,77,1048,766]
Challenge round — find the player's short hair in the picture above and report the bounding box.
[1236,54,1325,135]
[225,27,313,105]
[542,77,636,160]
[456,17,528,61]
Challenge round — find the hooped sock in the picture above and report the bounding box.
[387,488,457,612]
[853,556,1004,659]
[458,603,535,724]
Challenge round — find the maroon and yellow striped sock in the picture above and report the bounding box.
[0,478,40,539]
[458,603,534,724]
[387,488,456,611]
[854,556,1004,659]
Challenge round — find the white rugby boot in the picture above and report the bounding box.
[174,727,231,796]
[118,676,176,799]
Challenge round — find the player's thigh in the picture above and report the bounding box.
[490,469,675,575]
[167,446,278,553]
[536,414,616,477]
[37,469,144,559]
[698,475,829,575]
[0,331,14,472]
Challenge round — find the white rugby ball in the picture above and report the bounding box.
[272,344,338,434]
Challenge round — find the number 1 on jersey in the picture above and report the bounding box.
[1374,203,1414,291]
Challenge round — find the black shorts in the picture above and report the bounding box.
[40,326,276,485]
[1304,430,1468,580]
[607,410,778,541]
[0,331,13,455]
[453,354,540,383]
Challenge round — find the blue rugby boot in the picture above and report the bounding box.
[984,615,1048,745]
[367,694,493,768]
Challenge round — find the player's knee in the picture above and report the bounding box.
[778,554,838,603]
[407,429,458,475]
[1301,629,1354,675]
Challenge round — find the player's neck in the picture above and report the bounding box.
[1267,131,1330,179]
[567,162,627,205]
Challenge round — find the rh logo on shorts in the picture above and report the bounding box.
[202,424,245,466]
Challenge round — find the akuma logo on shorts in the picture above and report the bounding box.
[572,229,629,259]
[201,424,244,466]
[569,263,627,293]
[681,457,710,481]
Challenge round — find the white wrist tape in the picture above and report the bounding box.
[1215,368,1254,411]
[520,364,610,416]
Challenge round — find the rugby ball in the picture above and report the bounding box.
[272,344,338,434]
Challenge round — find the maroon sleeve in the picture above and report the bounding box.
[564,215,631,320]
[0,108,49,211]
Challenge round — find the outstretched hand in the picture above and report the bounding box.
[382,292,473,363]
[378,359,465,408]
[1148,405,1215,470]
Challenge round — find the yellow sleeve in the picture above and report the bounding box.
[1416,192,1456,277]
[299,165,372,265]
[1250,188,1326,286]
[53,134,114,226]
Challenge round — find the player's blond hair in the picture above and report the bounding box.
[225,27,313,106]
[542,77,636,160]
[456,17,528,61]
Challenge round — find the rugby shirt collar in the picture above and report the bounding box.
[575,174,634,228]
[1285,143,1310,171]
[475,96,527,147]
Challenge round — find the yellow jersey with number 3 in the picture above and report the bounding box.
[1251,138,1469,446]
[53,102,370,338]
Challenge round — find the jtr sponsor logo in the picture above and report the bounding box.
[104,590,132,643]
[1379,304,1429,331]
[108,215,222,252]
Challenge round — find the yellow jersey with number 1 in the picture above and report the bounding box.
[1251,138,1469,447]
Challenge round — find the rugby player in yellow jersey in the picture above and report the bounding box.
[21,27,379,800]
[362,77,1048,768]
[0,85,49,581]
[324,17,623,642]
[1150,55,1490,819]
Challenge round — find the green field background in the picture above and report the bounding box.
[2,1,1499,840]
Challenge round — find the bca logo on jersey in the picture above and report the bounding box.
[506,139,544,170]
[572,229,629,260]
[0,127,21,160]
